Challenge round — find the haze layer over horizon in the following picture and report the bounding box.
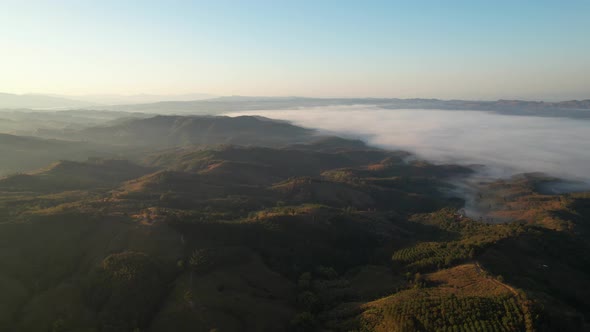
[1,1,589,100]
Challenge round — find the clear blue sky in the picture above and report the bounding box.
[1,0,589,100]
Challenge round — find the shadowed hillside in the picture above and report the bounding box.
[0,159,154,192]
[41,115,316,148]
[0,134,125,176]
[0,122,588,332]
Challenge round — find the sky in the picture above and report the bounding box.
[1,0,589,100]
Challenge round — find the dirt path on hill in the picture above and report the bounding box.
[474,261,519,296]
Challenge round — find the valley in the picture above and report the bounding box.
[0,113,588,331]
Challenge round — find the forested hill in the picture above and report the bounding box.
[0,133,121,176]
[0,127,588,331]
[0,115,317,175]
[37,115,315,147]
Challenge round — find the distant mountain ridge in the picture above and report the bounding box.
[52,93,216,106]
[103,96,590,119]
[0,93,96,109]
[3,93,589,118]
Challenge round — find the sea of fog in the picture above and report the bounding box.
[226,105,590,183]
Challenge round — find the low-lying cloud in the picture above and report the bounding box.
[226,105,590,183]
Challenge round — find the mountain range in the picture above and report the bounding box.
[2,93,589,120]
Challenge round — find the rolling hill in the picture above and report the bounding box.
[0,159,153,192]
[41,115,316,148]
[0,134,126,176]
[0,119,588,331]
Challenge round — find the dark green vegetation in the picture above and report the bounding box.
[37,115,314,148]
[0,159,153,193]
[0,114,589,331]
[0,109,150,137]
[0,134,127,176]
[0,115,312,176]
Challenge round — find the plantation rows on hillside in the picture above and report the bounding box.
[0,133,588,331]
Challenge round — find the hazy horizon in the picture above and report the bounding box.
[2,1,589,100]
[1,91,589,106]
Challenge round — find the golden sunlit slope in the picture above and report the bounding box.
[353,263,534,332]
[0,130,588,331]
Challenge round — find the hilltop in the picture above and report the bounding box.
[0,116,588,331]
[0,133,124,176]
[0,159,153,192]
[40,115,315,148]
